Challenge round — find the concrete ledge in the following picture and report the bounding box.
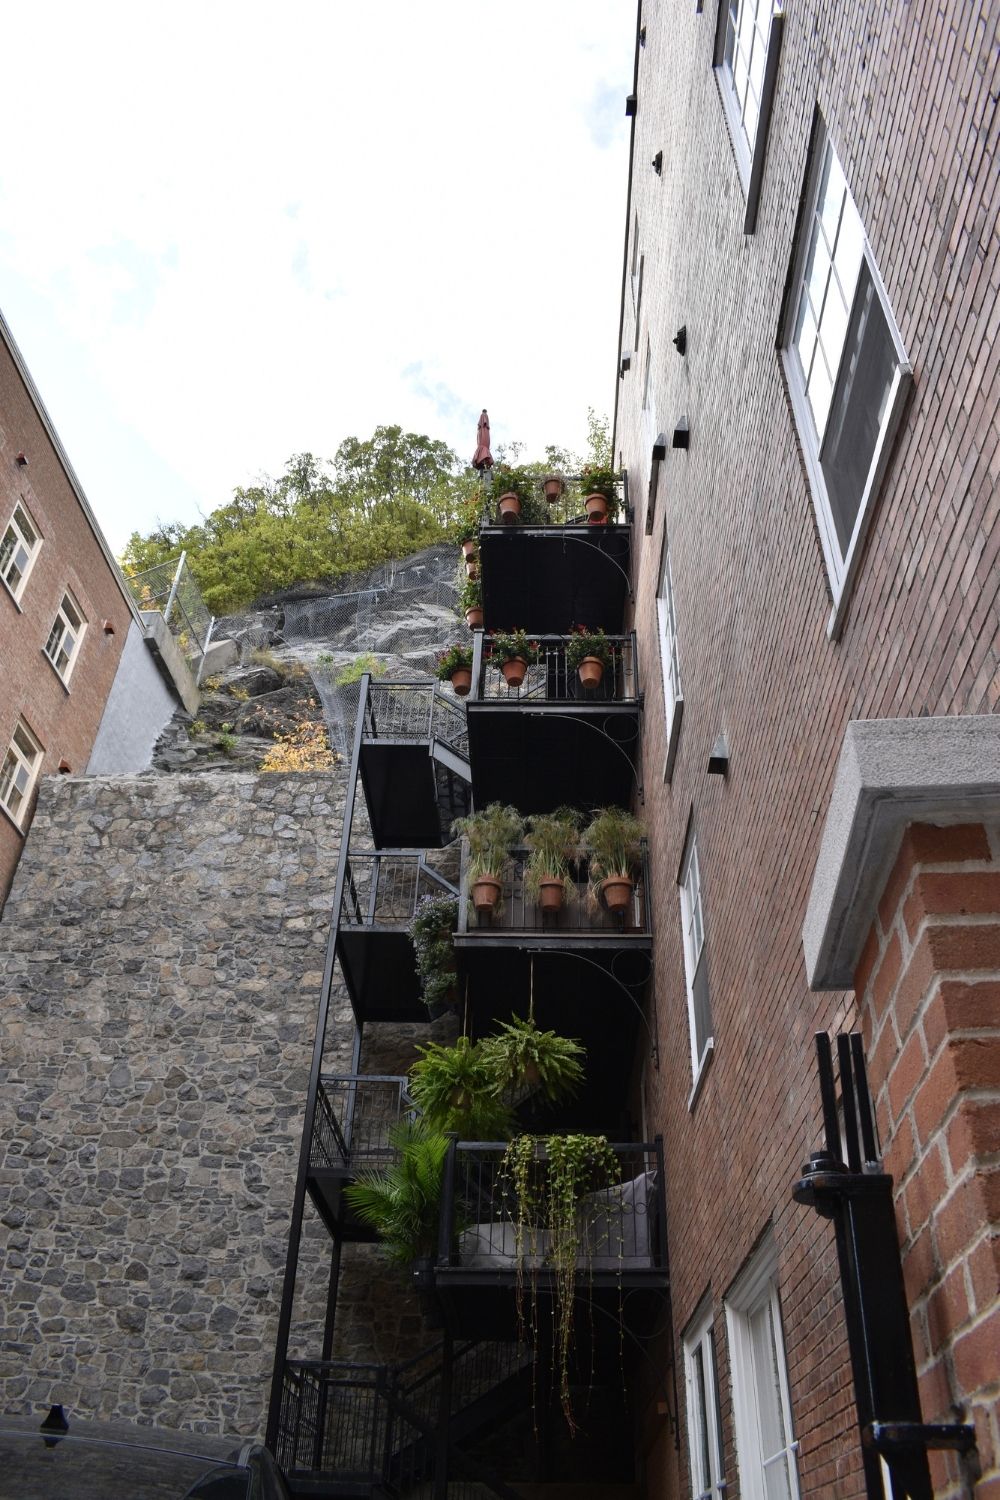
[201,637,238,676]
[803,715,1000,990]
[140,611,200,717]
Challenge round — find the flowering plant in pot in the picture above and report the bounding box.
[564,626,613,689]
[435,642,474,697]
[492,464,538,525]
[582,805,644,914]
[490,628,538,688]
[577,463,621,523]
[459,576,483,629]
[524,806,582,913]
[452,802,525,918]
[408,892,460,1014]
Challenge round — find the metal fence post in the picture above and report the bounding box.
[162,551,185,629]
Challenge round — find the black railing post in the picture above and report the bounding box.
[434,1331,454,1500]
[438,1134,458,1267]
[470,627,484,703]
[265,673,371,1450]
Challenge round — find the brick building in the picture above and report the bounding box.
[0,309,184,905]
[615,1,999,1497]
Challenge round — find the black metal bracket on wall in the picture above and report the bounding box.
[792,1033,975,1500]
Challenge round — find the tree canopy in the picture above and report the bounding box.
[120,415,611,617]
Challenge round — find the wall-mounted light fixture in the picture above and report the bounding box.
[639,25,647,44]
[707,733,729,776]
[652,150,663,175]
[672,326,687,356]
[625,94,637,116]
[58,759,72,774]
[620,351,632,379]
[672,417,690,450]
[102,619,116,635]
[15,451,27,466]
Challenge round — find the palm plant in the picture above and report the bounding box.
[343,1122,450,1266]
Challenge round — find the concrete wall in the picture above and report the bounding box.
[87,620,183,776]
[0,771,354,1435]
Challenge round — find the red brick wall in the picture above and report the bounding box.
[0,335,131,902]
[856,821,1000,1498]
[613,0,1000,1493]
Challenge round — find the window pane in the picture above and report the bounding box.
[821,263,898,557]
[14,505,37,545]
[694,1345,712,1489]
[13,726,38,761]
[0,750,16,805]
[0,528,14,574]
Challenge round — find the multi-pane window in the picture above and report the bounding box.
[726,1236,801,1500]
[0,503,41,602]
[679,830,713,1092]
[684,1302,725,1500]
[0,720,43,829]
[783,120,912,628]
[716,0,783,231]
[656,540,683,778]
[44,592,86,684]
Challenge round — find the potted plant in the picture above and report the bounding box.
[481,1015,585,1102]
[459,576,483,629]
[435,642,473,698]
[408,1035,514,1139]
[524,806,581,913]
[490,629,537,689]
[452,802,525,917]
[464,547,479,580]
[452,486,488,550]
[344,1121,450,1274]
[409,892,459,1013]
[582,805,644,913]
[578,463,621,524]
[565,626,613,690]
[492,463,536,525]
[542,472,565,503]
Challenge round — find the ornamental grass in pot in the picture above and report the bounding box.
[524,806,582,913]
[452,802,524,917]
[490,629,538,689]
[435,642,474,697]
[582,804,644,913]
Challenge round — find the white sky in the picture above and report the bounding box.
[0,2,634,552]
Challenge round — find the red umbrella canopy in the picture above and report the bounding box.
[472,409,493,470]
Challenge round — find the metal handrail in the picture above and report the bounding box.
[363,680,470,759]
[469,631,639,704]
[455,838,651,937]
[339,850,458,929]
[480,472,630,529]
[311,1075,416,1171]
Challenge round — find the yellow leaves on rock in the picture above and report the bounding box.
[259,719,337,773]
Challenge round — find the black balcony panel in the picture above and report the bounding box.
[337,851,458,1023]
[360,682,471,849]
[479,515,632,638]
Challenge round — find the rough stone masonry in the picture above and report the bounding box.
[0,770,355,1434]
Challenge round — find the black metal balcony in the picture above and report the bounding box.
[478,475,632,637]
[307,1075,415,1238]
[337,851,457,1023]
[359,680,471,849]
[434,1139,667,1340]
[466,632,642,813]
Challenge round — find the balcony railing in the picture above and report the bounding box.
[469,632,638,704]
[438,1140,665,1274]
[481,473,629,530]
[364,680,469,759]
[456,841,651,936]
[311,1075,416,1173]
[340,851,457,929]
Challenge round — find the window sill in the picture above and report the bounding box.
[1,575,25,611]
[0,798,29,837]
[688,1038,715,1111]
[663,696,684,784]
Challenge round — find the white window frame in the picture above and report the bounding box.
[656,531,683,780]
[642,335,658,483]
[44,590,87,685]
[715,0,784,233]
[683,1299,725,1500]
[0,718,43,830]
[726,1235,801,1500]
[781,117,913,639]
[0,501,42,603]
[679,829,713,1102]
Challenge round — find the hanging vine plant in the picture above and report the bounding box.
[499,1131,620,1429]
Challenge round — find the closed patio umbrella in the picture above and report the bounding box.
[472,409,493,471]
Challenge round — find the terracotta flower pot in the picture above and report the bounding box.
[601,875,634,913]
[498,492,521,524]
[465,608,484,629]
[543,478,563,502]
[461,539,477,561]
[465,561,479,579]
[587,513,608,527]
[471,875,502,915]
[577,656,605,689]
[450,667,472,697]
[537,877,565,913]
[501,656,528,688]
[584,492,609,521]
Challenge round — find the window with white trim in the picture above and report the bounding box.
[782,119,912,632]
[679,828,713,1093]
[0,719,43,829]
[0,502,42,602]
[656,538,683,778]
[683,1300,725,1500]
[715,0,784,232]
[642,334,658,480]
[726,1235,801,1500]
[44,592,86,684]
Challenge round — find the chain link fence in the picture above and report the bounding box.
[124,553,215,681]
